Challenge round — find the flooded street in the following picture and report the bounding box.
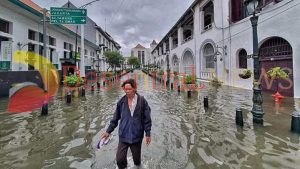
[0,70,300,169]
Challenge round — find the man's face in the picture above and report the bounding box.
[123,84,136,97]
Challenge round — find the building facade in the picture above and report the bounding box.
[0,0,121,74]
[150,0,300,98]
[131,41,157,66]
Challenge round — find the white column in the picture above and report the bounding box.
[178,27,183,46]
[80,24,85,77]
[163,42,166,54]
[193,6,200,78]
[293,45,300,98]
[169,37,173,50]
[159,46,162,56]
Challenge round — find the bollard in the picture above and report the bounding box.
[178,85,181,93]
[41,101,48,116]
[187,90,192,98]
[81,88,85,97]
[171,83,173,90]
[291,111,300,133]
[66,91,72,104]
[204,96,209,108]
[236,108,244,127]
[97,82,100,90]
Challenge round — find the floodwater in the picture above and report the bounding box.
[0,70,300,169]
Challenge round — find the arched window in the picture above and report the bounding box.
[172,55,179,72]
[238,49,247,69]
[203,43,215,69]
[182,50,194,75]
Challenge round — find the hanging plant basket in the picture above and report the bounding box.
[239,70,252,79]
[239,74,251,79]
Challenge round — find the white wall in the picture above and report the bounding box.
[0,2,97,72]
[153,0,300,98]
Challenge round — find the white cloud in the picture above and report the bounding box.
[32,0,194,56]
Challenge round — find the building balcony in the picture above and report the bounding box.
[182,36,193,44]
[172,44,178,50]
[200,70,215,81]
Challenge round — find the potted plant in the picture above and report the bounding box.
[105,71,113,80]
[65,74,79,87]
[210,77,222,88]
[79,77,84,86]
[239,69,252,79]
[267,67,289,101]
[158,69,164,81]
[184,75,196,90]
[64,74,81,97]
[173,71,179,81]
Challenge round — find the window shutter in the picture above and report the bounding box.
[231,0,245,23]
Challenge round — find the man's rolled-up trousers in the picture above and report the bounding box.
[116,141,142,169]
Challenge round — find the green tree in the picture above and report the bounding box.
[127,56,140,68]
[104,51,124,72]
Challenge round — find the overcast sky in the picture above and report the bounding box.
[32,0,194,56]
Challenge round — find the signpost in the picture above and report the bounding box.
[50,7,87,24]
[50,7,87,77]
[0,41,12,70]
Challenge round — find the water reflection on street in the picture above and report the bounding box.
[0,70,299,169]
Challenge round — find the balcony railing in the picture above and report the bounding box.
[200,71,215,80]
[182,36,193,44]
[172,44,178,50]
[203,24,212,32]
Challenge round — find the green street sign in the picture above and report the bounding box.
[50,7,87,24]
[0,61,11,70]
[50,16,86,24]
[50,7,87,17]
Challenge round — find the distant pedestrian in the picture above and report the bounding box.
[101,79,152,169]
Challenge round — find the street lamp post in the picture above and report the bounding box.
[71,0,101,77]
[245,0,264,124]
[96,50,100,72]
[17,42,33,70]
[166,51,170,85]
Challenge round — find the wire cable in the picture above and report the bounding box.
[214,1,300,45]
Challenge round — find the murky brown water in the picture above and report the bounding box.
[0,70,300,169]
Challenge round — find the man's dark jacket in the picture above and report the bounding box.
[106,94,152,144]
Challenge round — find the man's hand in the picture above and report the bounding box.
[145,136,151,145]
[101,132,110,141]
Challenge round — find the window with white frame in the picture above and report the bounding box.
[203,43,215,69]
[0,19,10,34]
[28,29,36,41]
[238,49,247,69]
[183,51,194,75]
[202,1,214,31]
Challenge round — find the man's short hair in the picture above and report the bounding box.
[122,79,137,89]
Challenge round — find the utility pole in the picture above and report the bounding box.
[41,8,48,116]
[80,24,85,77]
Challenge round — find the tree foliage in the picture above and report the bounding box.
[127,56,140,68]
[104,51,124,72]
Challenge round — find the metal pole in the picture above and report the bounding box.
[250,15,264,124]
[75,26,78,68]
[41,8,48,115]
[80,24,85,77]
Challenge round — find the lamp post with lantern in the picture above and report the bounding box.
[245,0,264,124]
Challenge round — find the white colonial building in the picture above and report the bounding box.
[0,0,120,75]
[150,0,300,98]
[131,40,157,66]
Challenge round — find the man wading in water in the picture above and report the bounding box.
[101,79,152,169]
